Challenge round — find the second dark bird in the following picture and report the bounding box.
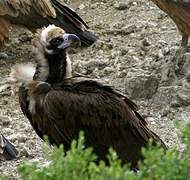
[0,0,97,46]
[10,25,166,169]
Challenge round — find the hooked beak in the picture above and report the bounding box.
[58,34,81,49]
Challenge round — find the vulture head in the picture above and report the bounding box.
[31,25,82,82]
[34,25,81,55]
[11,25,81,85]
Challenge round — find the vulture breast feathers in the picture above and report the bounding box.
[11,25,166,168]
[151,0,190,46]
[0,0,97,46]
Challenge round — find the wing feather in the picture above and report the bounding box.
[0,0,56,17]
[42,81,166,166]
[0,134,18,160]
[33,0,56,18]
[19,79,166,166]
[171,0,190,6]
[51,0,88,29]
[43,80,157,142]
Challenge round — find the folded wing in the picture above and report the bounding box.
[0,0,97,45]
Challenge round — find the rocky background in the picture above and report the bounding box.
[0,0,190,179]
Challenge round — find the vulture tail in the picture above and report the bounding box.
[0,134,18,160]
[51,0,97,46]
[137,121,167,150]
[149,130,168,150]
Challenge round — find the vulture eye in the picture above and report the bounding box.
[50,37,63,47]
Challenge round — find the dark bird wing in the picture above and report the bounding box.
[19,79,166,167]
[0,0,56,17]
[0,0,97,45]
[51,0,88,29]
[19,85,45,140]
[0,134,18,160]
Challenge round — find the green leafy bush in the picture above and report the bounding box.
[16,124,190,179]
[0,177,7,180]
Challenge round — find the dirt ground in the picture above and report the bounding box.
[0,0,190,179]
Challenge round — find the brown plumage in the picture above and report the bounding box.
[0,134,18,160]
[11,25,166,168]
[151,0,190,47]
[0,0,97,46]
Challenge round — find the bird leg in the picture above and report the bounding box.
[181,36,189,49]
[0,43,9,60]
[0,19,11,59]
[173,36,189,76]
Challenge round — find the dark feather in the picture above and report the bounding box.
[0,134,18,160]
[51,0,89,29]
[172,0,190,7]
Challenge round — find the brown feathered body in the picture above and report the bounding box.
[12,26,166,168]
[0,0,97,46]
[151,0,190,46]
